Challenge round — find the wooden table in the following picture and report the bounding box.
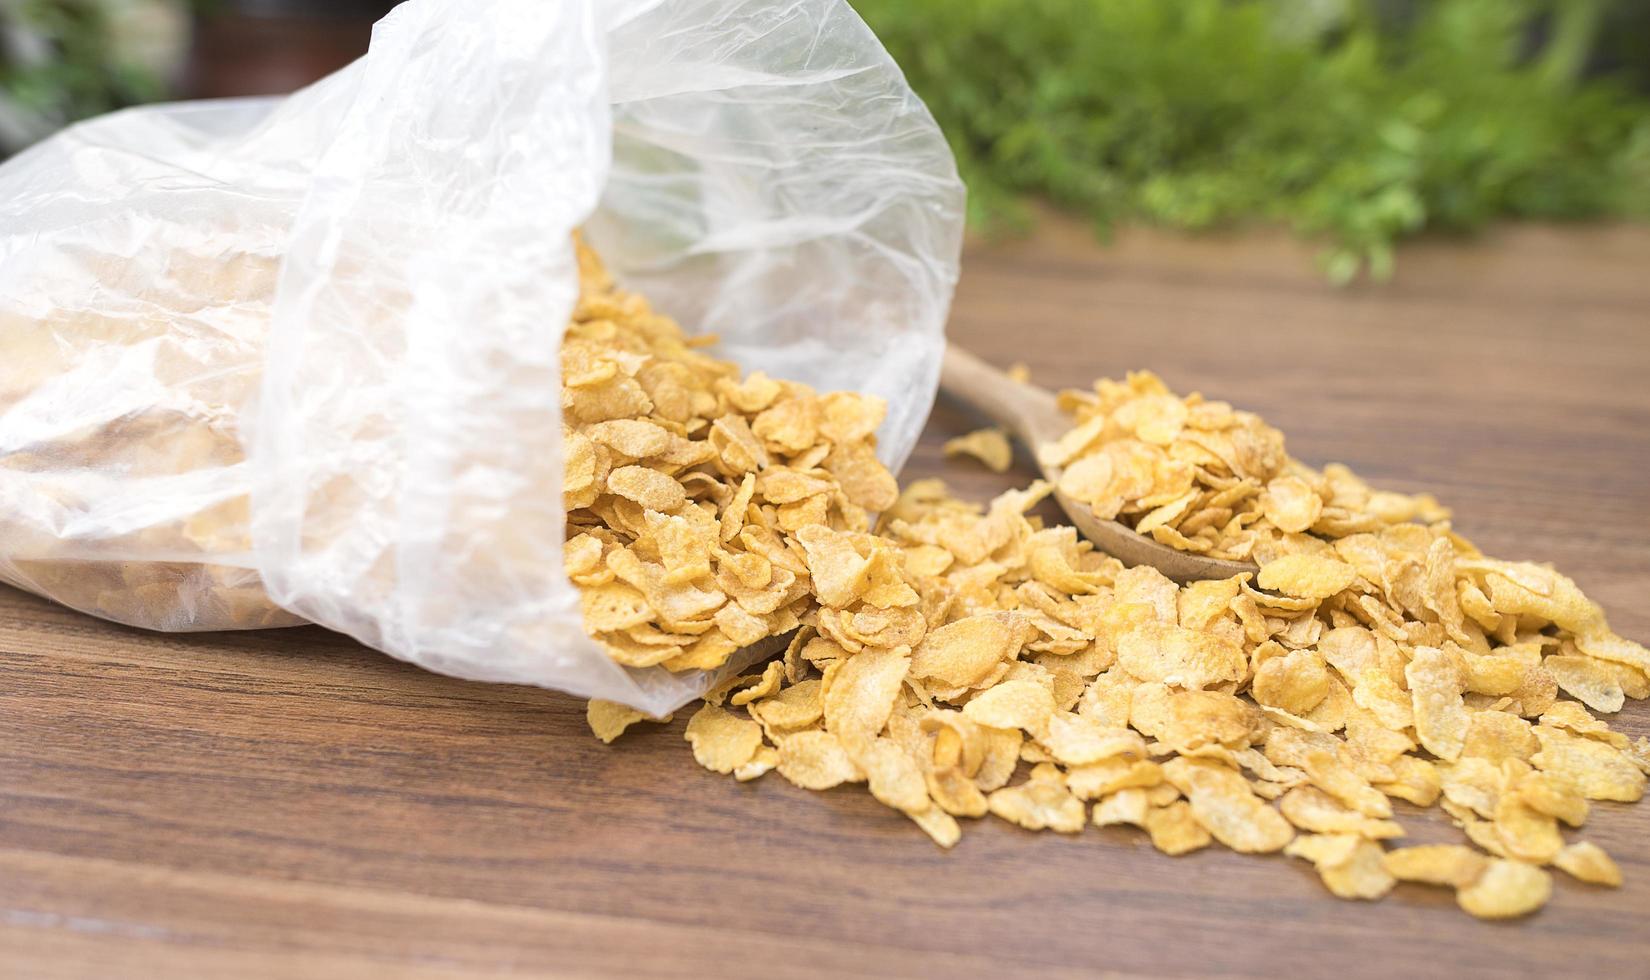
[5,222,1650,978]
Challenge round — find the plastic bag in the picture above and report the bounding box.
[0,0,964,714]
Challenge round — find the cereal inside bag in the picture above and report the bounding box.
[562,242,898,674]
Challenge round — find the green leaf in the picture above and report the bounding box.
[852,0,1650,281]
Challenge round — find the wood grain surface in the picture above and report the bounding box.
[5,221,1650,979]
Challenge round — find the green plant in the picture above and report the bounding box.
[0,0,193,154]
[854,0,1650,281]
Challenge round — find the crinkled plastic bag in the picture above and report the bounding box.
[0,0,964,714]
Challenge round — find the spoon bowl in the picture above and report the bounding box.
[939,344,1256,582]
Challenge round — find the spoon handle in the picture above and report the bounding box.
[939,344,1061,444]
[939,342,1257,583]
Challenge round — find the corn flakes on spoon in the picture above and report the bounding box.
[939,343,1257,582]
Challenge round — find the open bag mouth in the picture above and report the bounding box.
[0,0,965,716]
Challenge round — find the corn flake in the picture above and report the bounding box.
[1544,654,1626,714]
[1279,786,1403,839]
[776,729,863,790]
[1456,859,1551,919]
[1116,623,1246,690]
[1407,646,1470,762]
[1256,554,1357,600]
[1092,788,1152,828]
[587,699,671,744]
[963,680,1056,732]
[1530,726,1645,802]
[1162,757,1294,853]
[1552,841,1622,887]
[1382,844,1489,888]
[684,703,764,774]
[1144,799,1213,855]
[944,427,1015,473]
[987,764,1086,833]
[912,614,1020,689]
[1286,834,1395,900]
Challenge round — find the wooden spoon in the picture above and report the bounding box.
[939,344,1256,583]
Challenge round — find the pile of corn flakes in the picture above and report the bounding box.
[576,257,1649,920]
[561,241,895,672]
[1045,371,1451,562]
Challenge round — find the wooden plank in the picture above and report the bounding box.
[4,221,1649,977]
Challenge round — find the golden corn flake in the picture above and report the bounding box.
[1552,841,1622,887]
[1438,757,1501,819]
[1251,650,1331,715]
[1041,714,1147,766]
[1382,844,1489,887]
[1406,646,1470,762]
[734,745,781,782]
[1531,725,1645,802]
[962,679,1056,732]
[822,646,910,750]
[775,729,863,790]
[1543,654,1626,714]
[1286,834,1395,900]
[1515,771,1588,828]
[1160,690,1258,751]
[1491,793,1563,864]
[860,738,931,815]
[908,805,963,848]
[1576,630,1650,676]
[1066,757,1163,801]
[1256,554,1357,600]
[587,699,671,744]
[1116,622,1246,690]
[580,582,654,634]
[1092,788,1152,828]
[927,765,990,818]
[1456,859,1552,919]
[1162,757,1294,853]
[1144,799,1213,855]
[1279,787,1403,840]
[1319,840,1398,901]
[1539,699,1624,745]
[1460,710,1537,764]
[730,660,785,707]
[970,725,1023,791]
[987,763,1086,834]
[1283,831,1361,869]
[1260,475,1324,535]
[606,465,688,512]
[684,703,763,774]
[944,427,1015,473]
[747,678,824,732]
[912,614,1019,689]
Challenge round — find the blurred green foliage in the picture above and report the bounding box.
[0,1,171,128]
[855,0,1650,280]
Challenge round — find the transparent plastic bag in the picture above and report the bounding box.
[0,0,964,714]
